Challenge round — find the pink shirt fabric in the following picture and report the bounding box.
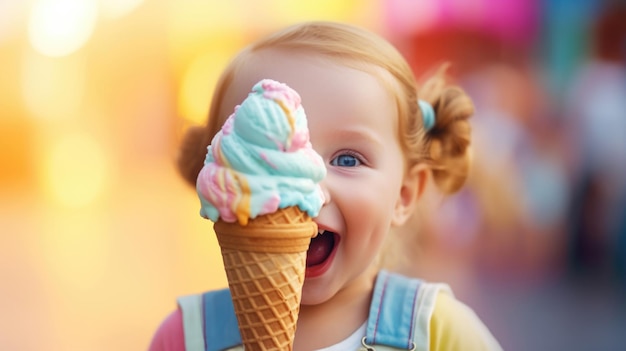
[148,309,186,351]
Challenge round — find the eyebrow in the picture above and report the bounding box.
[329,127,384,148]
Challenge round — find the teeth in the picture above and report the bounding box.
[318,229,325,236]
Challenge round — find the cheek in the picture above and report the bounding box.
[339,176,398,226]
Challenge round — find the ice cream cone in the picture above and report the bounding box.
[214,206,317,351]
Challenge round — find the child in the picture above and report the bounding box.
[150,21,502,351]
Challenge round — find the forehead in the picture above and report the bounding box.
[220,49,398,132]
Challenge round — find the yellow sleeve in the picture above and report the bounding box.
[429,291,503,351]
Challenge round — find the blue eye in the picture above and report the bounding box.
[330,154,361,167]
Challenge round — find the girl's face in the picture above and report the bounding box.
[221,49,418,306]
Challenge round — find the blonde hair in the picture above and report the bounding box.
[178,21,474,195]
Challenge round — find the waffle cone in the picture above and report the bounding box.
[213,206,317,351]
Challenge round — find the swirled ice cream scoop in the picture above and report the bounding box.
[197,79,326,226]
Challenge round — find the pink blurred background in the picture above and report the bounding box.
[2,0,625,350]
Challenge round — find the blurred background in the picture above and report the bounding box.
[1,0,625,350]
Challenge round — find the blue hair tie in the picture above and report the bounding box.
[418,100,435,131]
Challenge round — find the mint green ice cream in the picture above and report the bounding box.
[196,79,326,226]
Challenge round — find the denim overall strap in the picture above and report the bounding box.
[203,289,242,351]
[364,270,422,350]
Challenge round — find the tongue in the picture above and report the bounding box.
[306,233,334,267]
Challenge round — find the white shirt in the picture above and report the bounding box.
[315,322,366,351]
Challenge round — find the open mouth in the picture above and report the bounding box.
[306,230,338,277]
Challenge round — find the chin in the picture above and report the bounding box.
[300,275,338,306]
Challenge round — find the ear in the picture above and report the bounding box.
[391,164,429,227]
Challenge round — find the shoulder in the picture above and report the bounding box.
[429,291,503,351]
[148,309,186,351]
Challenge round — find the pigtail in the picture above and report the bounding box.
[419,64,474,194]
[176,49,244,188]
[177,126,210,187]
